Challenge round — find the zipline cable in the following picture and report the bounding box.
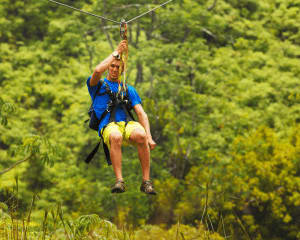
[47,0,174,24]
[126,0,174,24]
[47,0,120,24]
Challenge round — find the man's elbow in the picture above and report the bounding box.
[89,69,103,86]
[134,104,148,119]
[138,111,148,120]
[144,112,148,119]
[94,67,103,75]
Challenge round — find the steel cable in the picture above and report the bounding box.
[46,0,174,24]
[47,0,120,24]
[126,0,174,23]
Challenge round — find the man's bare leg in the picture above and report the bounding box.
[109,132,123,181]
[129,128,150,181]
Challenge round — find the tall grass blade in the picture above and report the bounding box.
[24,194,37,239]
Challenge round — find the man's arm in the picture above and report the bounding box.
[134,104,157,150]
[90,54,114,86]
[89,40,128,86]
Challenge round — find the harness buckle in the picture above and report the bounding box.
[107,100,114,112]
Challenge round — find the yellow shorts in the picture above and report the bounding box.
[101,121,145,149]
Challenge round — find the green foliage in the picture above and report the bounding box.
[0,194,223,240]
[172,126,300,239]
[135,223,224,240]
[0,98,15,126]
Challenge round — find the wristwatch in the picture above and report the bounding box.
[112,51,120,59]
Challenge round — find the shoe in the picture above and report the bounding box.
[111,180,126,193]
[140,180,157,195]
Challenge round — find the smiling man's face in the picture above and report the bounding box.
[108,59,122,81]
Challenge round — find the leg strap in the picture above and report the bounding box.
[85,142,101,164]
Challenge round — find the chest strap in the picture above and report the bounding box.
[98,82,135,127]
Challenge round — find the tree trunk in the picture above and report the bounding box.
[135,60,143,86]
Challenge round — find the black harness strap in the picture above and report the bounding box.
[101,136,111,165]
[85,79,105,164]
[85,142,100,164]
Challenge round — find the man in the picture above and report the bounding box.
[87,40,157,195]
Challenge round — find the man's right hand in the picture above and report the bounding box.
[116,40,128,55]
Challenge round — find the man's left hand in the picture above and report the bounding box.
[148,137,157,150]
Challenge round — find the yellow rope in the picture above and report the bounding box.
[122,43,128,93]
[118,22,128,98]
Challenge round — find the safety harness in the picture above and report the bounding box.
[85,80,135,165]
[100,81,135,126]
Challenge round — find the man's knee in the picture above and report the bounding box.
[110,132,123,147]
[131,129,147,144]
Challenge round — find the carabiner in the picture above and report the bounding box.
[120,19,127,40]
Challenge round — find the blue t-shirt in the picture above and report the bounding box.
[87,77,142,132]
